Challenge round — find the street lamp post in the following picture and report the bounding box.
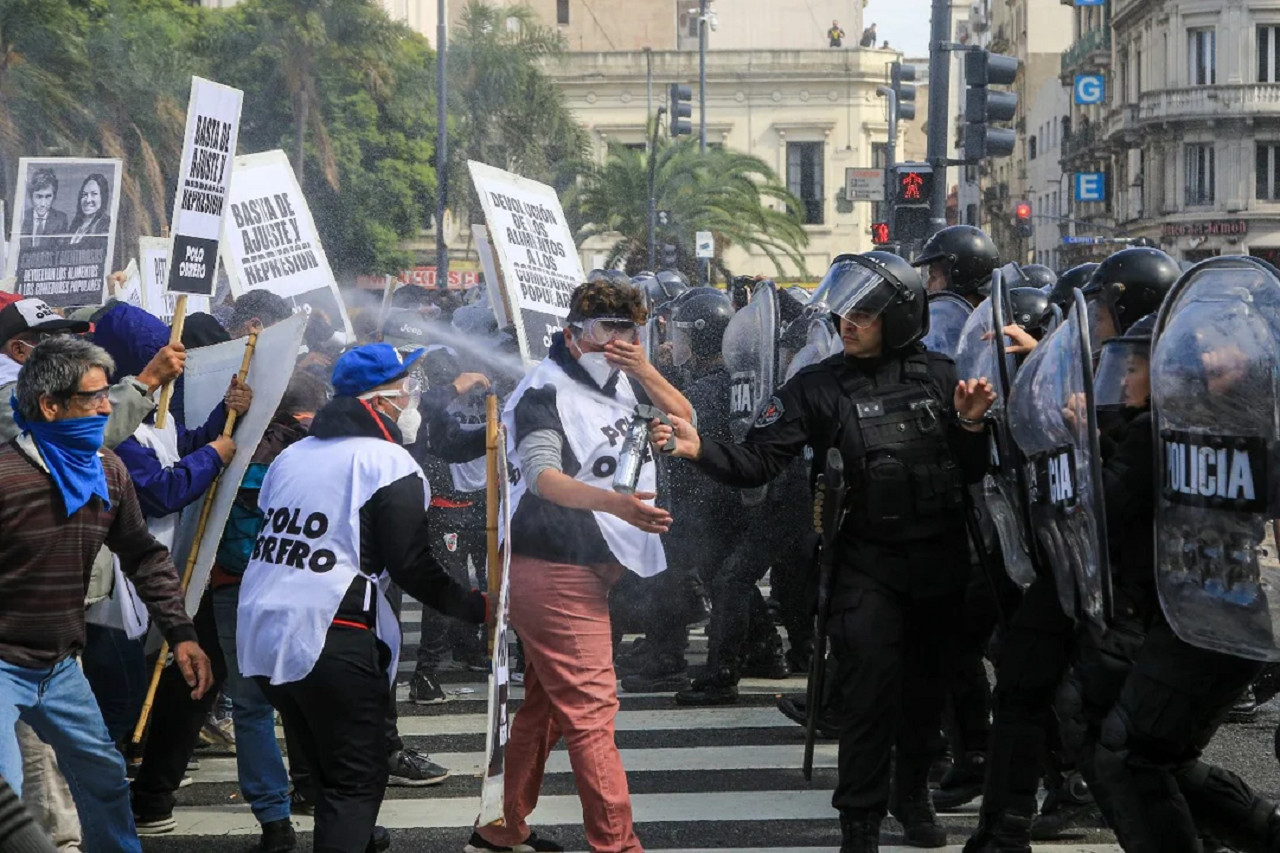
[698,0,708,154]
[435,0,449,289]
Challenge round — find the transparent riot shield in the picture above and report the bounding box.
[783,315,839,382]
[921,292,973,358]
[1151,261,1280,661]
[723,280,779,443]
[1008,290,1113,625]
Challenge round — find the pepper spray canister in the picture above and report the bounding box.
[612,404,672,494]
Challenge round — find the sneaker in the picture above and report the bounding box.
[674,668,739,706]
[258,817,298,853]
[388,748,450,787]
[200,714,236,752]
[178,775,193,789]
[409,670,448,705]
[134,812,177,835]
[776,695,840,739]
[463,829,565,852]
[289,787,314,816]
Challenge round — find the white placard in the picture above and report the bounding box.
[138,237,209,325]
[6,157,123,307]
[221,150,351,337]
[467,161,584,364]
[168,77,243,297]
[471,223,510,330]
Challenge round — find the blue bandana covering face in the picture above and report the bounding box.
[11,396,110,517]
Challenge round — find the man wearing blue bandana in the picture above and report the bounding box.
[0,336,213,853]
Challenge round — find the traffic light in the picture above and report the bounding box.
[963,51,1019,159]
[669,84,692,137]
[890,62,917,122]
[661,243,678,268]
[872,222,891,245]
[890,163,933,244]
[1015,201,1033,238]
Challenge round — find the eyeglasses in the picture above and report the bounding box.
[13,332,60,352]
[575,317,637,345]
[65,387,111,407]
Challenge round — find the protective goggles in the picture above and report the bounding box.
[360,375,422,408]
[573,317,638,345]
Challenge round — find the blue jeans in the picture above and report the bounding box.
[211,584,291,824]
[0,656,141,853]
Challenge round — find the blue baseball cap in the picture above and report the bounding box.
[331,343,425,398]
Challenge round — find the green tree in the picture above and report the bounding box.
[446,0,588,224]
[573,135,809,280]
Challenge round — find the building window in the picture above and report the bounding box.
[557,0,569,25]
[1188,28,1216,86]
[1185,143,1215,205]
[1029,135,1037,160]
[787,141,824,225]
[1257,143,1280,200]
[1260,26,1280,82]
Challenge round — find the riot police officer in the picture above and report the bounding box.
[653,252,996,852]
[1019,264,1057,290]
[912,225,1001,304]
[1082,247,1180,349]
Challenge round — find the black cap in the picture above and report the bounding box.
[0,298,89,346]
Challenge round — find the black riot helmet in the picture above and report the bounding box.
[1048,262,1098,312]
[669,288,734,367]
[656,268,690,295]
[1085,247,1179,334]
[911,225,1000,297]
[603,269,632,287]
[813,251,927,350]
[1020,264,1057,289]
[1007,286,1052,338]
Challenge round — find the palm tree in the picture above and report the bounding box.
[573,135,809,280]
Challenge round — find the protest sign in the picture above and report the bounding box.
[467,161,583,364]
[115,258,143,308]
[138,237,208,324]
[5,158,123,308]
[167,77,243,297]
[472,223,510,330]
[221,150,351,337]
[171,313,307,617]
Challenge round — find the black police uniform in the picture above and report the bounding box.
[690,345,987,832]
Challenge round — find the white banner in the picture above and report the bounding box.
[5,157,123,308]
[171,314,307,617]
[467,162,583,364]
[138,236,208,325]
[168,77,243,297]
[221,150,351,337]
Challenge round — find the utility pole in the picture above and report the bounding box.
[644,47,653,151]
[925,0,952,235]
[876,86,898,232]
[649,106,665,271]
[698,0,708,153]
[435,0,449,289]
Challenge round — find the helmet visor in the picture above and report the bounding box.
[811,258,896,325]
[1094,338,1150,410]
[669,316,705,367]
[1085,294,1120,352]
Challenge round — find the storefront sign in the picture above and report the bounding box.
[1161,220,1249,238]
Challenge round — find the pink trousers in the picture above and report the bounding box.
[478,554,643,853]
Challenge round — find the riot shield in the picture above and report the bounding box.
[723,279,779,443]
[1008,289,1113,625]
[783,315,839,382]
[1151,261,1280,661]
[921,292,972,358]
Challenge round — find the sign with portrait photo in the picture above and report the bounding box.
[167,77,243,297]
[5,157,123,308]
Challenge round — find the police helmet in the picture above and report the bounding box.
[785,286,813,306]
[1047,262,1097,311]
[1086,247,1179,333]
[911,225,1000,297]
[816,251,927,351]
[669,289,734,366]
[1007,287,1052,338]
[1020,264,1057,289]
[603,269,631,287]
[586,268,609,283]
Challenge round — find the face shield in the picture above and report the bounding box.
[1094,338,1150,410]
[1085,293,1120,352]
[669,316,704,367]
[810,257,896,326]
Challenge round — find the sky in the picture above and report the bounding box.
[865,0,934,58]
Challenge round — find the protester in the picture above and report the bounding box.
[0,337,212,853]
[466,280,691,853]
[859,22,877,47]
[828,19,846,47]
[238,343,488,853]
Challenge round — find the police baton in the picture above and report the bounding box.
[804,448,845,781]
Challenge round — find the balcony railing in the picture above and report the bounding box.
[1139,84,1280,122]
[1061,28,1112,75]
[1105,104,1141,142]
[1060,122,1104,161]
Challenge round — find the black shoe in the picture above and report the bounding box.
[674,668,738,706]
[931,751,986,812]
[1030,772,1098,840]
[619,654,689,693]
[366,825,391,853]
[891,789,947,847]
[258,818,297,853]
[785,647,812,675]
[463,829,565,852]
[839,809,882,853]
[963,812,1033,853]
[1228,685,1259,722]
[388,748,450,787]
[288,787,314,817]
[409,670,447,705]
[776,695,840,739]
[613,638,650,676]
[741,647,790,679]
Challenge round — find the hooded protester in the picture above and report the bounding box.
[238,343,487,853]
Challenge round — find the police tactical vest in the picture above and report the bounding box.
[830,354,967,542]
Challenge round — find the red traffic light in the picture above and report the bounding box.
[1015,202,1032,221]
[872,222,891,245]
